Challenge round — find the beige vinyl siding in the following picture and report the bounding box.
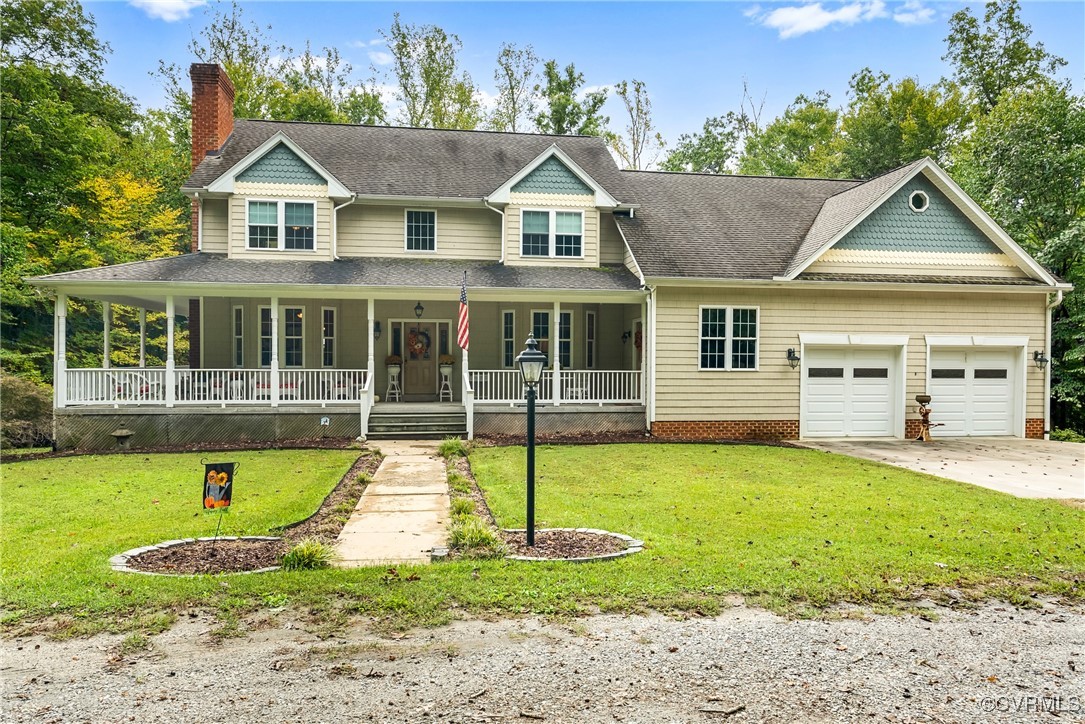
[505,205,600,267]
[653,286,1047,423]
[228,194,334,261]
[807,249,1028,278]
[336,205,501,259]
[599,214,626,265]
[200,199,229,254]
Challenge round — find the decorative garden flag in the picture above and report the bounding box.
[203,462,235,510]
[457,271,470,350]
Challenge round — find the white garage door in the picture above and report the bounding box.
[929,348,1017,436]
[804,347,897,437]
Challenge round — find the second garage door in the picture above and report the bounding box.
[804,347,898,437]
[929,348,1018,436]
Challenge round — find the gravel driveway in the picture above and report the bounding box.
[4,601,1083,723]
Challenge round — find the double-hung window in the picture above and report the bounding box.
[585,311,596,369]
[321,308,336,367]
[247,200,316,251]
[558,312,572,368]
[531,311,550,357]
[259,307,272,367]
[501,311,516,368]
[521,210,583,258]
[233,306,244,367]
[699,306,758,370]
[283,307,304,367]
[405,210,436,251]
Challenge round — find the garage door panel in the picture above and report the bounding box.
[929,349,1016,437]
[804,347,896,438]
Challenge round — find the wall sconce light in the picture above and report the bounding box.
[621,330,632,344]
[786,348,801,369]
[1033,350,1049,370]
[414,301,424,319]
[373,321,382,341]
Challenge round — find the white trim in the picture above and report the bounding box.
[648,286,657,422]
[232,305,244,368]
[198,297,205,368]
[245,198,318,252]
[787,159,1057,285]
[530,309,552,363]
[487,144,620,208]
[800,333,910,347]
[206,131,351,198]
[585,310,597,370]
[403,208,438,253]
[281,305,305,368]
[926,342,1027,438]
[611,215,645,285]
[501,309,516,369]
[321,306,337,368]
[924,334,1030,347]
[195,193,204,251]
[696,305,760,372]
[519,208,585,259]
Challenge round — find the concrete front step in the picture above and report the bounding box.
[369,411,467,439]
[370,416,467,425]
[368,431,466,440]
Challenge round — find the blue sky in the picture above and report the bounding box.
[91,1,1083,144]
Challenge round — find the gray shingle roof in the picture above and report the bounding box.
[784,159,926,277]
[185,120,635,202]
[30,254,643,293]
[614,171,858,279]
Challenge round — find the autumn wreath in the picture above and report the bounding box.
[407,329,430,356]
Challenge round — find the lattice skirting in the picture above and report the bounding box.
[474,406,646,437]
[55,408,361,450]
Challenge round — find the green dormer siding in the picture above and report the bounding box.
[237,143,325,185]
[835,176,1001,254]
[512,156,594,195]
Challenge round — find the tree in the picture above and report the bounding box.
[660,113,746,174]
[533,60,608,137]
[490,43,537,133]
[381,13,480,129]
[833,69,968,178]
[1,0,106,78]
[955,81,1085,430]
[608,80,665,170]
[738,92,840,177]
[944,0,1067,114]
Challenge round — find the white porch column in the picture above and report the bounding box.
[165,296,176,408]
[270,297,280,407]
[138,309,147,368]
[102,302,111,369]
[640,299,647,404]
[552,300,561,407]
[55,293,67,408]
[366,297,375,402]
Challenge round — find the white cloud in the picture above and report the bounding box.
[893,0,934,25]
[368,50,394,66]
[752,1,889,39]
[349,38,385,49]
[129,0,205,22]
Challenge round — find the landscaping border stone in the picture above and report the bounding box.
[111,536,283,576]
[503,528,644,563]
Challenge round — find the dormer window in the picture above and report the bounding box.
[247,200,315,251]
[405,210,436,251]
[521,209,583,258]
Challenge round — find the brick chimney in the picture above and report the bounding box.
[188,63,234,367]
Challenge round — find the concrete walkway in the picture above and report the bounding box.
[798,437,1084,499]
[335,440,449,568]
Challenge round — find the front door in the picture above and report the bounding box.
[403,322,436,400]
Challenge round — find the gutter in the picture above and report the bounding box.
[331,195,357,260]
[1044,290,1064,440]
[483,199,505,264]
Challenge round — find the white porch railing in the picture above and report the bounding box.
[64,368,369,407]
[469,370,641,406]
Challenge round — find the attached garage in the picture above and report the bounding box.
[928,347,1022,436]
[801,344,904,438]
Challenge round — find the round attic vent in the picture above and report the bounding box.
[908,190,930,213]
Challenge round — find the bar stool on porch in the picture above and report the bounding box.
[386,365,402,402]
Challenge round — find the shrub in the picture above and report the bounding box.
[448,516,505,558]
[280,538,337,571]
[0,374,52,448]
[446,471,472,494]
[1051,428,1085,443]
[450,496,475,517]
[437,437,469,459]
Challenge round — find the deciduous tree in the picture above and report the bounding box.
[608,79,665,170]
[533,60,608,137]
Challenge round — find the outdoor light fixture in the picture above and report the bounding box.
[1033,350,1049,370]
[414,301,424,319]
[787,348,801,369]
[373,321,382,341]
[621,330,632,344]
[514,333,548,547]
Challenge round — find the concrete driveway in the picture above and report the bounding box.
[797,437,1084,499]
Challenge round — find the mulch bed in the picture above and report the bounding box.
[128,539,287,575]
[124,451,382,575]
[502,529,626,558]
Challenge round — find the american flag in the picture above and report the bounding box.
[457,271,470,350]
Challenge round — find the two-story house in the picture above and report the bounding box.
[32,64,1069,449]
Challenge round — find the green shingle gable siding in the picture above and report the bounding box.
[236,143,325,185]
[834,176,1001,254]
[512,156,594,195]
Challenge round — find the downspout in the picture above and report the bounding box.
[332,195,357,260]
[194,192,203,252]
[484,199,505,264]
[1045,290,1064,440]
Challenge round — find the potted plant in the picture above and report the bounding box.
[438,354,455,375]
[385,354,402,375]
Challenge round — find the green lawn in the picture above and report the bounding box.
[2,444,1082,637]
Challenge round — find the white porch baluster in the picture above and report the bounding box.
[270,297,279,407]
[165,296,175,408]
[138,308,146,368]
[552,300,561,407]
[102,302,111,369]
[640,299,647,407]
[55,293,67,408]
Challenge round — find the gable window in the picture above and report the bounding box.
[502,310,516,368]
[283,307,304,367]
[699,306,758,371]
[521,209,583,258]
[321,308,336,367]
[908,190,929,213]
[233,306,244,368]
[405,210,436,251]
[247,200,316,251]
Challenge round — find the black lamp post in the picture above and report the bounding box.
[515,333,547,546]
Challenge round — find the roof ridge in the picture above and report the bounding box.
[820,157,927,202]
[235,118,603,142]
[621,168,860,183]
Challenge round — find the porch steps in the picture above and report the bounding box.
[367,406,466,440]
